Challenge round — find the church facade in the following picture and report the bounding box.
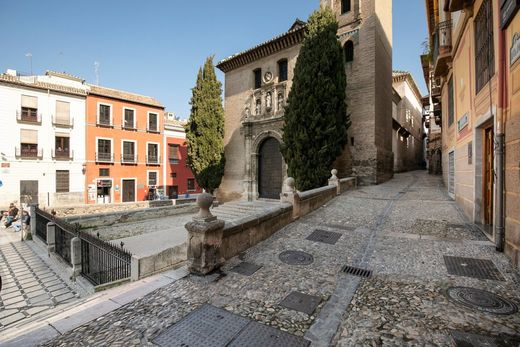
[216,0,393,202]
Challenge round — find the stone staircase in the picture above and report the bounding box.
[211,200,279,222]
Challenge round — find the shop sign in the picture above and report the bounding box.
[1,163,9,168]
[501,0,520,29]
[457,113,469,132]
[512,33,520,66]
[97,180,112,188]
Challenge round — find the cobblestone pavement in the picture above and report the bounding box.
[43,171,520,346]
[0,242,79,330]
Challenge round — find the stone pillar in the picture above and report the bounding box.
[47,222,56,254]
[280,177,301,219]
[328,169,340,195]
[28,204,37,239]
[71,237,81,280]
[185,193,225,275]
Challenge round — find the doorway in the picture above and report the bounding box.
[122,179,136,203]
[258,137,283,199]
[20,180,38,204]
[483,126,494,226]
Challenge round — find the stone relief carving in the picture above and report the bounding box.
[277,92,284,111]
[264,71,273,83]
[255,98,261,116]
[266,92,272,110]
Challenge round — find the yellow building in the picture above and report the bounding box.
[422,0,520,268]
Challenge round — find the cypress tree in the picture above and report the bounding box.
[281,8,350,191]
[186,56,225,194]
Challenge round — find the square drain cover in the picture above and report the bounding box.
[279,291,321,315]
[306,230,342,245]
[153,304,249,347]
[451,331,520,346]
[230,262,262,276]
[444,256,505,281]
[229,321,310,347]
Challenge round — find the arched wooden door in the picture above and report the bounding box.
[258,137,283,199]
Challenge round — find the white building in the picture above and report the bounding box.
[0,70,88,209]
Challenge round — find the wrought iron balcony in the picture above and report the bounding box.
[146,155,160,165]
[15,146,43,159]
[432,20,453,77]
[52,149,73,160]
[147,125,160,133]
[122,121,137,131]
[16,110,42,124]
[121,153,138,164]
[52,115,74,128]
[96,152,114,163]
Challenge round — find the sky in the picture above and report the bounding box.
[0,0,427,119]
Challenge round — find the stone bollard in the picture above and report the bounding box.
[280,177,296,205]
[328,169,340,195]
[185,192,225,275]
[47,222,56,255]
[70,237,81,281]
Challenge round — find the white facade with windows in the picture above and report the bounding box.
[0,70,88,208]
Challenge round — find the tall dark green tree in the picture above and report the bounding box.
[186,56,225,194]
[281,8,350,191]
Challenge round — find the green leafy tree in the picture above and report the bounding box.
[281,7,350,191]
[186,56,225,194]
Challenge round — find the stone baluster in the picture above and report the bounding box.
[328,169,340,195]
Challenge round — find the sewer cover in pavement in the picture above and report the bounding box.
[229,321,310,347]
[450,330,520,346]
[306,230,342,245]
[446,287,518,315]
[230,262,262,276]
[279,291,321,315]
[279,251,314,266]
[443,256,505,281]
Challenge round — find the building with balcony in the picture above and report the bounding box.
[0,69,87,208]
[85,85,164,204]
[216,0,394,201]
[162,113,201,199]
[421,0,520,268]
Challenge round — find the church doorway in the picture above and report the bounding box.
[258,137,283,199]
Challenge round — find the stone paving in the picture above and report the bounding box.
[0,242,79,330]
[42,171,520,346]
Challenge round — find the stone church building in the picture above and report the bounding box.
[216,0,393,202]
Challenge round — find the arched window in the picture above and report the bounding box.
[344,41,354,63]
[342,0,351,14]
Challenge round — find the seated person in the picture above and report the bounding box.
[4,203,19,228]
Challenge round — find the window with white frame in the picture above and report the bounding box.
[98,104,111,126]
[147,143,159,164]
[123,108,135,129]
[148,171,158,186]
[147,113,158,132]
[122,141,136,163]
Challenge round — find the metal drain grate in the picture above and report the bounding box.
[230,262,262,276]
[342,265,372,278]
[450,330,520,347]
[444,256,505,281]
[229,321,310,347]
[306,230,342,245]
[446,287,518,315]
[278,291,321,315]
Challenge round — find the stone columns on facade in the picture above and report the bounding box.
[71,237,81,280]
[47,222,56,254]
[185,192,225,275]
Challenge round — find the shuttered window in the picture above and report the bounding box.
[55,101,70,124]
[474,0,494,93]
[148,113,158,132]
[448,78,454,126]
[21,95,38,108]
[169,144,180,162]
[20,129,38,144]
[148,172,158,186]
[98,104,111,125]
[124,109,135,129]
[448,151,455,195]
[56,170,69,193]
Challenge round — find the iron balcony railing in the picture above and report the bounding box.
[146,155,160,165]
[96,152,114,163]
[122,121,137,130]
[121,153,137,164]
[52,149,73,160]
[432,20,453,67]
[16,110,42,124]
[96,117,112,127]
[147,125,159,133]
[52,115,74,128]
[15,146,43,159]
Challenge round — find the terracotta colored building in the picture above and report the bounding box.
[163,114,201,198]
[85,85,164,204]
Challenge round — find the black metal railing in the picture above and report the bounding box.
[52,149,73,160]
[96,152,114,163]
[146,155,160,165]
[35,207,53,243]
[54,219,78,265]
[121,153,137,164]
[80,232,132,286]
[16,146,43,159]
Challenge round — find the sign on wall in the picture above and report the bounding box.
[512,33,520,66]
[458,113,469,132]
[501,0,520,29]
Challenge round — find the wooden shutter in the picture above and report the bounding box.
[169,144,180,159]
[56,170,70,193]
[56,101,70,124]
[21,95,38,108]
[20,129,38,144]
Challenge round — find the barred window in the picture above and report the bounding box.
[448,77,454,126]
[56,170,69,193]
[474,0,494,94]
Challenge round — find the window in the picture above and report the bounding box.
[254,68,262,89]
[55,101,70,126]
[187,178,195,191]
[147,113,158,132]
[170,172,177,178]
[148,171,158,186]
[19,129,38,158]
[55,136,70,158]
[122,141,136,163]
[20,95,38,122]
[448,77,454,126]
[168,144,180,164]
[147,143,159,164]
[98,104,111,126]
[341,0,351,14]
[56,170,69,193]
[474,0,494,94]
[344,41,354,63]
[99,168,110,177]
[278,59,288,82]
[123,108,135,129]
[97,139,112,162]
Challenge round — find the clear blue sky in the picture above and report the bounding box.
[0,0,427,119]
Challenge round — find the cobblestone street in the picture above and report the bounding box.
[42,171,520,346]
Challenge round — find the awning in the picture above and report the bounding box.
[21,95,38,109]
[20,129,38,144]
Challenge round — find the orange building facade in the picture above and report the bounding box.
[85,85,164,204]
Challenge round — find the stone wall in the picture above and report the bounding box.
[131,243,187,281]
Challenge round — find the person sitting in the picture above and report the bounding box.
[4,203,19,228]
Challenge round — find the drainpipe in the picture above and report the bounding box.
[495,24,506,252]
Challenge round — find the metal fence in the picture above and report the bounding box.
[54,219,79,265]
[35,208,53,244]
[80,232,132,286]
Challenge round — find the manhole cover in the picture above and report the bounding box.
[450,330,520,346]
[279,291,321,315]
[306,230,342,245]
[279,251,314,265]
[446,287,518,315]
[229,321,310,347]
[230,262,262,276]
[444,256,505,281]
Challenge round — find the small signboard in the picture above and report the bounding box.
[458,113,469,132]
[97,180,112,188]
[511,33,520,66]
[1,163,9,168]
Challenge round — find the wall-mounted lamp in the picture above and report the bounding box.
[82,163,87,175]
